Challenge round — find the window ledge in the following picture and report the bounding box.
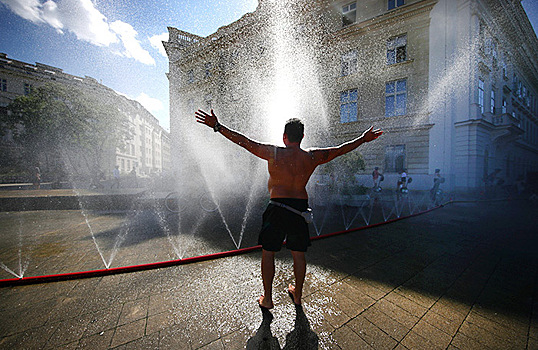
[386,59,414,68]
[386,4,409,13]
[342,22,357,29]
[339,72,359,78]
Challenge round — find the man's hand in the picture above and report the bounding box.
[195,109,218,128]
[361,126,383,142]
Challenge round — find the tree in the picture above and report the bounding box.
[318,150,368,195]
[1,82,129,182]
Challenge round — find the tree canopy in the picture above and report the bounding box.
[317,150,368,194]
[1,82,129,180]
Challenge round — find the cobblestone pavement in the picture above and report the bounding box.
[0,200,537,349]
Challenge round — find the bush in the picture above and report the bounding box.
[318,151,366,192]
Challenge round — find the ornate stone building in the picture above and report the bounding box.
[0,53,170,179]
[165,0,538,191]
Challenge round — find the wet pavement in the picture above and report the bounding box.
[0,188,149,211]
[0,198,537,349]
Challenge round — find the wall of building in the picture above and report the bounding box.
[427,0,538,191]
[322,0,437,190]
[166,0,538,192]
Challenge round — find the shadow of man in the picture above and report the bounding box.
[283,304,319,350]
[246,307,281,350]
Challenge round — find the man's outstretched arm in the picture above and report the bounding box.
[311,126,383,165]
[195,109,273,160]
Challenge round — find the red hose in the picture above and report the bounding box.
[0,204,444,287]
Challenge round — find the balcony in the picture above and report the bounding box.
[491,113,517,127]
[490,113,524,143]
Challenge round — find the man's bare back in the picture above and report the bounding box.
[267,146,318,199]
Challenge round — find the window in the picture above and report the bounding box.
[490,88,495,114]
[187,70,194,84]
[0,79,6,92]
[341,50,357,76]
[478,78,484,114]
[385,78,407,117]
[204,63,212,78]
[484,37,494,57]
[388,0,405,10]
[502,97,507,114]
[231,87,242,101]
[24,83,32,96]
[229,50,239,67]
[502,60,508,79]
[340,89,358,123]
[479,22,486,52]
[385,145,406,173]
[342,3,356,27]
[205,94,213,109]
[387,34,407,65]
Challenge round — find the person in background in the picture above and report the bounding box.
[430,168,443,201]
[397,169,407,191]
[372,167,380,188]
[484,168,502,197]
[33,165,41,190]
[130,167,138,188]
[111,165,120,189]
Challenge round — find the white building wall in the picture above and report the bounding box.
[428,0,479,191]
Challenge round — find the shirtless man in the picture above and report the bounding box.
[195,109,382,308]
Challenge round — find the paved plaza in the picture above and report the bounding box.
[0,198,537,349]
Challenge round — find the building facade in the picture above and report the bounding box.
[0,53,170,179]
[165,0,538,192]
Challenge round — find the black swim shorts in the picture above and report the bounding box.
[258,198,311,252]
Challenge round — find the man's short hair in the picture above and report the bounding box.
[284,118,304,143]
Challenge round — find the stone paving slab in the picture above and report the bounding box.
[0,200,537,349]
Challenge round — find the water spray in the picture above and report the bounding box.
[0,202,446,287]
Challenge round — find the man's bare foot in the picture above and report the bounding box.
[258,295,274,309]
[288,284,301,305]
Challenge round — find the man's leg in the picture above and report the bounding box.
[259,249,275,309]
[289,250,306,305]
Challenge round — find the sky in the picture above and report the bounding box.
[0,0,537,132]
[0,0,258,131]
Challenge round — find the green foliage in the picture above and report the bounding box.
[1,82,129,179]
[318,151,365,177]
[317,151,367,195]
